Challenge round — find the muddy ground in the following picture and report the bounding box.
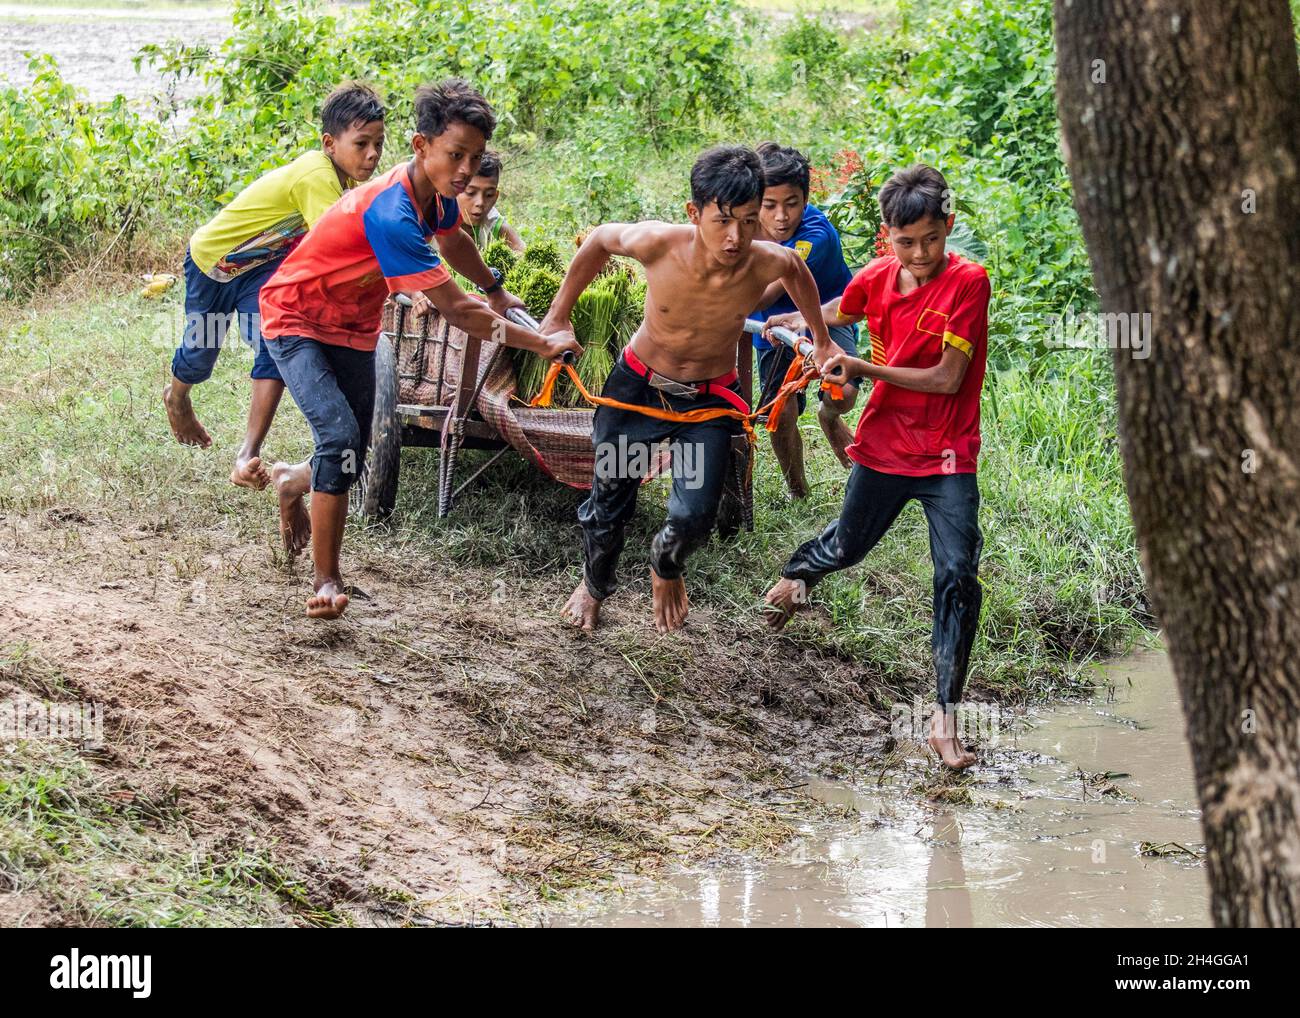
[0,504,905,925]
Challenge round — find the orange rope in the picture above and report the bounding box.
[527,351,832,448]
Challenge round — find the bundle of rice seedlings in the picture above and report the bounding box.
[519,240,566,274]
[504,263,563,319]
[506,247,648,405]
[616,280,648,348]
[570,283,622,402]
[483,238,517,276]
[513,342,554,402]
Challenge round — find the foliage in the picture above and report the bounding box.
[0,58,175,296]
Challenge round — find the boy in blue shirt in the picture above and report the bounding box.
[750,142,859,498]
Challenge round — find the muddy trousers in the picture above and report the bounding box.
[578,358,743,601]
[783,465,983,706]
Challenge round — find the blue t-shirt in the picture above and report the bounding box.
[751,203,853,348]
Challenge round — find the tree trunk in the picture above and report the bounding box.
[1055,0,1300,926]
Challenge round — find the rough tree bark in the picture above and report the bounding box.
[1055,0,1300,925]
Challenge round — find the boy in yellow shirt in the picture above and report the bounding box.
[163,82,386,491]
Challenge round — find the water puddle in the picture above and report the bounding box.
[567,648,1209,927]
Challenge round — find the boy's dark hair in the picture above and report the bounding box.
[320,82,385,137]
[414,78,496,141]
[878,164,950,228]
[690,146,765,215]
[755,141,811,198]
[476,150,502,181]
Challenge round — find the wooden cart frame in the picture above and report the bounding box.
[351,293,759,533]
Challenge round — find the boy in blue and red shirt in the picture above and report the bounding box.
[749,142,858,498]
[259,79,578,620]
[763,164,991,771]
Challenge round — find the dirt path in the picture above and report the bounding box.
[0,507,887,924]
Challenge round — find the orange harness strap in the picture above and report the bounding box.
[528,354,824,447]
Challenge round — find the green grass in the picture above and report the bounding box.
[0,737,343,927]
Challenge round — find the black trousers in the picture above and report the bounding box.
[783,465,983,706]
[579,357,744,600]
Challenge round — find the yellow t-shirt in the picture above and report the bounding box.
[189,150,349,282]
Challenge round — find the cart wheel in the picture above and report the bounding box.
[351,333,401,520]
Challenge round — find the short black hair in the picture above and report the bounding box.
[321,82,385,137]
[755,141,810,198]
[414,78,496,141]
[878,164,950,228]
[475,150,502,181]
[690,145,765,215]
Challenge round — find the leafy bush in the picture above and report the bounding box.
[0,58,177,296]
[818,0,1092,371]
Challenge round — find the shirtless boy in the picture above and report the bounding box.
[539,145,834,634]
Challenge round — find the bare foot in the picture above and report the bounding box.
[762,577,807,630]
[650,570,689,633]
[928,709,978,770]
[563,580,602,632]
[818,407,854,469]
[163,382,211,448]
[272,460,312,557]
[307,578,349,619]
[230,454,270,490]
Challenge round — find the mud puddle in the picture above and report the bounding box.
[564,648,1209,927]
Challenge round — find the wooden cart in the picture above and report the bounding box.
[351,293,767,535]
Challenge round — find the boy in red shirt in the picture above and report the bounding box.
[259,79,578,620]
[763,165,991,770]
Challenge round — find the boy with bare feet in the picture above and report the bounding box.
[750,142,860,499]
[539,146,834,635]
[164,83,386,492]
[763,165,990,770]
[259,79,579,618]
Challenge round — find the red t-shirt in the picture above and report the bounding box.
[260,161,462,351]
[840,252,990,476]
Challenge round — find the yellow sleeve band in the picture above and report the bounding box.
[943,331,973,358]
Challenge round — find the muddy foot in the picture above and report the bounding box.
[563,580,602,632]
[762,576,807,631]
[272,461,312,558]
[230,454,270,490]
[651,570,689,634]
[163,382,211,448]
[929,711,978,770]
[307,578,349,620]
[818,408,854,469]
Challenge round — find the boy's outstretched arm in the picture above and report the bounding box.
[764,295,863,338]
[539,222,665,341]
[823,345,970,395]
[421,276,580,361]
[435,227,526,317]
[502,221,526,253]
[775,248,835,368]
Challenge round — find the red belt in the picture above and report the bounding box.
[622,346,750,415]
